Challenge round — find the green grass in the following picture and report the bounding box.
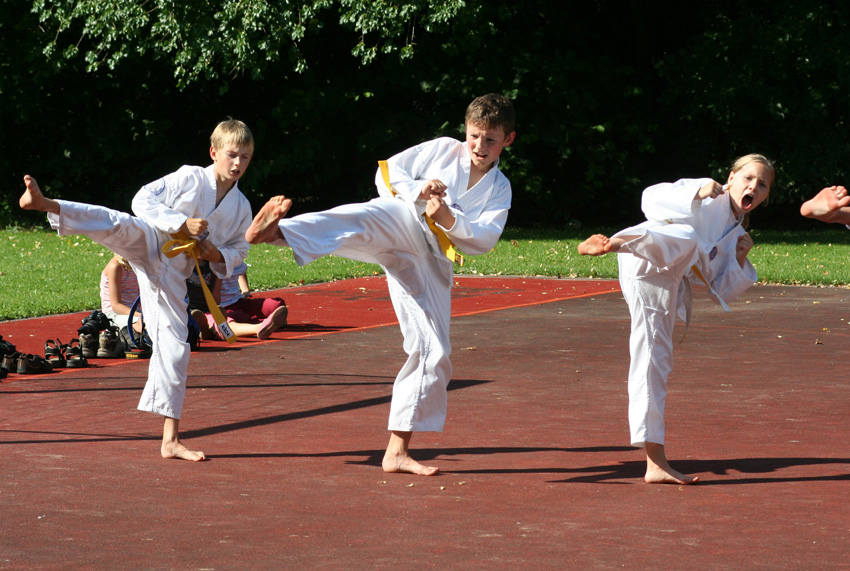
[2,226,850,322]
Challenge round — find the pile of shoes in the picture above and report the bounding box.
[78,309,114,360]
[1,334,55,377]
[71,309,130,361]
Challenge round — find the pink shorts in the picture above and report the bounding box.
[203,296,286,328]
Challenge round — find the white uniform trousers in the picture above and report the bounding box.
[279,197,454,431]
[616,224,699,447]
[49,200,193,419]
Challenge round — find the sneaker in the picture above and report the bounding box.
[17,353,54,374]
[256,306,288,340]
[97,327,125,358]
[79,333,98,359]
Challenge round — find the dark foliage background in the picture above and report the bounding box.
[3,0,850,231]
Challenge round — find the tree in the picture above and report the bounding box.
[7,0,850,229]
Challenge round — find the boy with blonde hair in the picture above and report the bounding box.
[246,93,516,475]
[20,119,254,461]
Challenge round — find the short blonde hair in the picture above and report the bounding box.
[210,119,254,151]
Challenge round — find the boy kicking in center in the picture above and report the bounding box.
[246,94,516,475]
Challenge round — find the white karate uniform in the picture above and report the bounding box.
[614,178,757,446]
[48,165,252,419]
[274,137,511,431]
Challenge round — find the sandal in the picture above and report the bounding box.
[45,339,66,368]
[64,339,88,368]
[16,354,54,374]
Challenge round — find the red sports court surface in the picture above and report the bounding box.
[1,276,849,570]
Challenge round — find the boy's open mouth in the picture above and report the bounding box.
[742,193,754,208]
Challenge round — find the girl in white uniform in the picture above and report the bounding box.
[245,94,516,476]
[578,154,774,484]
[20,119,254,462]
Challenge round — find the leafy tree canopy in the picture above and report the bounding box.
[33,0,472,87]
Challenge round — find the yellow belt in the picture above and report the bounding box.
[379,160,464,266]
[161,231,237,343]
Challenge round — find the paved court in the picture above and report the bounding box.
[1,277,849,570]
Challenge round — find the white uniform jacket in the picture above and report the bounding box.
[375,137,512,257]
[132,164,252,279]
[615,178,757,318]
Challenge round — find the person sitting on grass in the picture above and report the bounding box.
[578,154,774,485]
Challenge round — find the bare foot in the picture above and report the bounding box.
[245,195,292,244]
[382,450,439,476]
[800,186,850,221]
[161,440,206,462]
[382,431,439,476]
[20,175,60,214]
[577,234,612,256]
[160,417,206,461]
[644,442,698,485]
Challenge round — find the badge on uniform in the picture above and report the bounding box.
[142,178,166,196]
[709,246,718,260]
[451,203,463,212]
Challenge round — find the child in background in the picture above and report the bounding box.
[20,118,254,462]
[95,253,143,358]
[187,261,287,340]
[578,154,774,484]
[246,93,516,475]
[101,253,140,331]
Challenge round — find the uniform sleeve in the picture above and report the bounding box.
[375,138,451,200]
[441,176,511,255]
[699,225,757,306]
[641,178,714,222]
[131,166,203,234]
[707,227,758,305]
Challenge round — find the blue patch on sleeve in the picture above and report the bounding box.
[142,178,166,196]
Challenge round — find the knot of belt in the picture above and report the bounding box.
[162,231,237,343]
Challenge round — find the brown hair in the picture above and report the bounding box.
[465,93,516,135]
